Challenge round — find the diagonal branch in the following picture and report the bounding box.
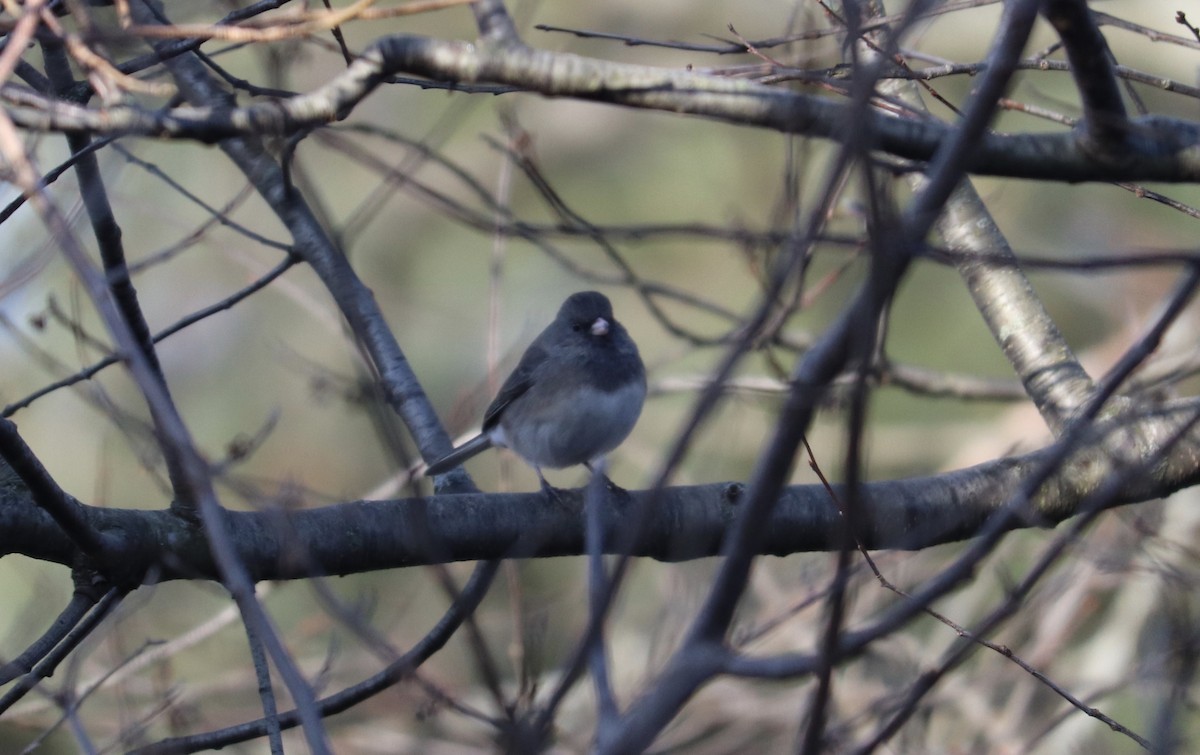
[40,36,199,507]
[595,1,1048,746]
[130,559,502,755]
[0,587,123,715]
[0,581,106,687]
[872,66,1096,431]
[0,419,110,562]
[129,11,455,469]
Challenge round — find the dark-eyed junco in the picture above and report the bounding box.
[426,291,645,488]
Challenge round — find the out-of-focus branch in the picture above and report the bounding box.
[653,365,1029,403]
[595,1,1053,746]
[131,3,456,467]
[2,254,299,417]
[1042,0,1130,156]
[130,559,501,755]
[0,588,123,715]
[4,32,1200,182]
[470,0,520,46]
[869,26,1096,432]
[921,172,1095,431]
[121,8,502,750]
[40,36,201,505]
[0,584,104,686]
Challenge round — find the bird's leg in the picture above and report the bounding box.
[585,459,632,505]
[536,466,569,505]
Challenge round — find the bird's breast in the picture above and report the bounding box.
[500,380,646,469]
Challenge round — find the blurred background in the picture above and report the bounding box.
[2,0,1199,752]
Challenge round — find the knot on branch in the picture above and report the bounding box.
[1080,116,1200,175]
[1072,118,1137,169]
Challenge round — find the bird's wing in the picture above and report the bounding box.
[482,341,547,429]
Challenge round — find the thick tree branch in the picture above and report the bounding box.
[5,33,1200,181]
[934,183,1096,429]
[0,419,111,562]
[873,69,1096,431]
[2,397,1197,582]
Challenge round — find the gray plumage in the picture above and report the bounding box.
[426,291,646,478]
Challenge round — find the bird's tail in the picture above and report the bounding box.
[425,434,493,476]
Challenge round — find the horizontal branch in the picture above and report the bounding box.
[3,398,1198,585]
[8,34,1200,181]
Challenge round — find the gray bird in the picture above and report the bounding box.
[425,291,646,488]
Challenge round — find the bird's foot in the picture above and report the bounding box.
[583,462,633,508]
[599,474,634,506]
[538,473,571,507]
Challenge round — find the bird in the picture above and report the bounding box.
[425,291,645,491]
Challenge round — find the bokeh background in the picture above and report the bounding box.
[2,1,1199,751]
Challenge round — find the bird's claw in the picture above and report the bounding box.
[538,475,571,506]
